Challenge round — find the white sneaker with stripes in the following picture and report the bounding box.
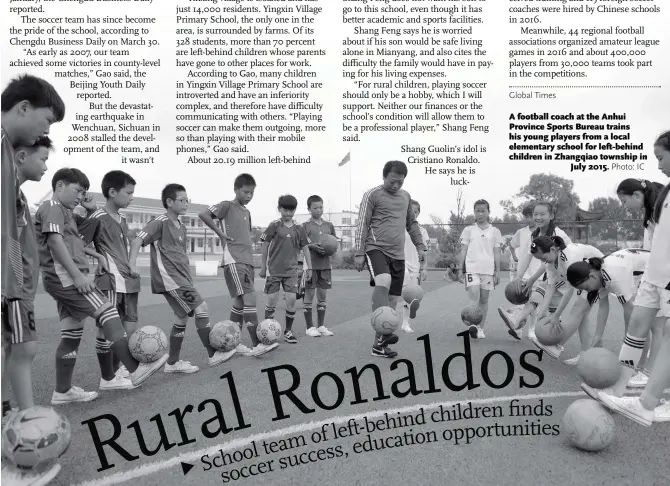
[51,386,99,405]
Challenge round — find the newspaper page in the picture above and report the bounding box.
[1,0,669,484]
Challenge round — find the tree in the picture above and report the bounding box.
[588,197,643,241]
[500,173,581,221]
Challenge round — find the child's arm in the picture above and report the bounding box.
[128,219,163,277]
[83,246,109,274]
[128,237,143,277]
[298,226,313,279]
[592,296,610,347]
[259,242,270,278]
[551,286,574,322]
[199,204,233,247]
[47,234,96,294]
[493,246,501,285]
[457,244,468,282]
[535,284,557,320]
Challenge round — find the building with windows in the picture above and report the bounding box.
[31,191,226,257]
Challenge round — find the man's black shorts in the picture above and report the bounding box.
[365,250,405,296]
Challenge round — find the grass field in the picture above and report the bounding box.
[8,270,670,485]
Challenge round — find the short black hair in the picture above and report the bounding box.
[383,160,408,178]
[278,194,298,210]
[307,195,323,209]
[234,173,256,190]
[14,135,54,153]
[1,74,65,121]
[162,183,186,209]
[51,168,89,191]
[474,199,490,211]
[411,199,420,212]
[101,170,136,199]
[521,203,534,218]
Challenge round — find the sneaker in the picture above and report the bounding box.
[371,345,398,359]
[628,371,649,388]
[581,383,615,401]
[655,399,670,422]
[305,327,321,337]
[531,338,563,359]
[317,326,334,336]
[250,342,279,356]
[99,375,135,390]
[401,323,414,333]
[498,307,519,334]
[598,394,654,427]
[236,344,254,356]
[51,386,99,405]
[116,365,129,379]
[564,353,582,366]
[284,331,298,344]
[476,327,486,339]
[164,360,199,374]
[129,353,169,387]
[2,460,62,486]
[209,349,236,367]
[379,334,399,347]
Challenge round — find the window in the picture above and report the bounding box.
[126,213,133,223]
[342,218,351,224]
[343,229,351,236]
[198,220,203,228]
[197,238,203,247]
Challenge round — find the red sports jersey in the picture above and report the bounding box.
[207,200,254,266]
[137,214,192,293]
[260,220,310,277]
[302,220,336,271]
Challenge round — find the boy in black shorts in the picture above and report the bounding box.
[260,195,313,344]
[302,195,336,337]
[354,161,426,358]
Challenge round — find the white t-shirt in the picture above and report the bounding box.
[404,226,429,273]
[644,190,670,288]
[547,243,603,289]
[599,249,650,303]
[524,226,572,280]
[460,223,504,275]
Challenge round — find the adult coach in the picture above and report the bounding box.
[354,161,426,358]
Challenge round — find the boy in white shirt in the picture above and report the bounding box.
[401,200,429,333]
[458,200,503,339]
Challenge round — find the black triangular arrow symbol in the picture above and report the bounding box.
[181,462,194,475]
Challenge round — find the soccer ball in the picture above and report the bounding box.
[209,321,241,351]
[1,406,71,469]
[371,306,400,335]
[128,325,168,363]
[257,319,282,345]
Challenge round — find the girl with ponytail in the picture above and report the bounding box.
[499,235,603,363]
[616,178,665,249]
[503,201,572,340]
[594,130,670,425]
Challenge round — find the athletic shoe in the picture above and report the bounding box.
[371,345,398,358]
[581,383,615,401]
[564,353,582,366]
[1,460,61,486]
[284,331,298,344]
[130,354,169,387]
[628,371,649,388]
[116,365,129,379]
[164,360,199,374]
[598,394,654,427]
[51,386,98,405]
[99,375,135,390]
[209,349,237,367]
[236,344,254,357]
[401,323,414,333]
[531,338,563,359]
[317,326,334,336]
[655,399,670,422]
[305,327,321,337]
[251,343,279,356]
[379,334,399,347]
[498,307,519,333]
[476,327,486,339]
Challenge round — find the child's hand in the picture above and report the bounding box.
[354,255,365,271]
[95,259,109,276]
[259,268,267,279]
[81,193,97,213]
[74,274,95,294]
[314,245,326,255]
[304,269,312,282]
[129,265,140,278]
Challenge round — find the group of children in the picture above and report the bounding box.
[452,131,670,425]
